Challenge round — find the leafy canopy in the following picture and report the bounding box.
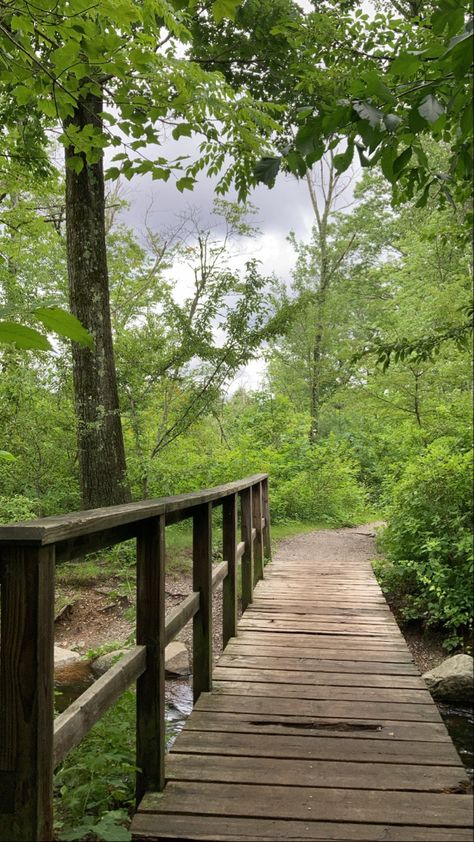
[0,0,279,196]
[255,1,473,213]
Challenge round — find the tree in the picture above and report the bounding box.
[0,0,279,507]
[256,1,473,214]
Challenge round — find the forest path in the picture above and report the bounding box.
[131,523,473,841]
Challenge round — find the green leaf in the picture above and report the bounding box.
[14,85,32,106]
[172,123,193,140]
[353,101,383,129]
[294,118,323,156]
[333,143,354,173]
[176,176,196,192]
[66,156,85,174]
[212,0,240,23]
[418,95,445,124]
[0,322,51,350]
[383,113,402,133]
[0,451,16,462]
[34,307,94,347]
[362,71,396,105]
[381,147,396,182]
[392,146,412,177]
[388,53,422,77]
[253,156,281,187]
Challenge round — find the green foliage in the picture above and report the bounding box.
[270,437,367,524]
[377,439,473,648]
[54,690,137,842]
[255,2,473,213]
[0,494,39,523]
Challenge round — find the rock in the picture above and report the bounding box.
[90,641,191,678]
[54,645,81,668]
[165,641,191,677]
[91,648,129,677]
[423,654,474,705]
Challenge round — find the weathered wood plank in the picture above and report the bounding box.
[0,545,55,842]
[222,494,238,647]
[181,709,452,742]
[261,476,272,561]
[192,503,213,703]
[0,474,267,546]
[252,481,264,584]
[132,812,474,841]
[240,487,253,611]
[139,782,474,827]
[194,692,442,723]
[212,667,427,689]
[212,679,432,704]
[224,643,413,662]
[136,516,166,800]
[54,645,146,768]
[165,752,466,793]
[217,654,419,675]
[170,729,464,767]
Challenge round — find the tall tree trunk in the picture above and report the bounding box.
[64,93,131,509]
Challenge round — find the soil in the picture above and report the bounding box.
[54,521,448,676]
[55,565,230,664]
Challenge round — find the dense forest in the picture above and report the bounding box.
[0,0,472,836]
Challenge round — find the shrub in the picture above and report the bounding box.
[0,494,39,523]
[378,439,473,648]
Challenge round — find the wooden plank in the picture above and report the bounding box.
[252,481,264,584]
[212,679,432,705]
[222,493,238,647]
[170,729,464,767]
[0,474,268,546]
[212,667,427,689]
[195,693,442,723]
[165,593,200,645]
[0,545,55,842]
[238,621,402,636]
[217,654,419,675]
[139,782,474,827]
[136,516,166,800]
[261,476,272,561]
[54,646,146,768]
[240,487,253,611]
[192,503,213,703]
[224,644,413,663]
[166,752,467,793]
[233,631,408,650]
[132,811,474,841]
[182,709,452,742]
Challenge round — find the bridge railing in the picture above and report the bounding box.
[0,473,271,842]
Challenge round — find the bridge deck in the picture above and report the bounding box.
[131,530,473,841]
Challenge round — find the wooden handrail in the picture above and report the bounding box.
[0,474,272,842]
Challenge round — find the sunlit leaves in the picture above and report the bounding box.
[34,307,94,348]
[0,322,51,351]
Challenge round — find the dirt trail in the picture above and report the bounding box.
[55,522,444,673]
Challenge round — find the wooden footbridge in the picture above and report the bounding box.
[0,475,472,841]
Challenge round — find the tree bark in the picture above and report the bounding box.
[64,93,130,509]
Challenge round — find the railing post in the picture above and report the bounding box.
[252,481,264,585]
[0,545,55,842]
[240,486,253,611]
[136,515,165,803]
[222,493,238,648]
[262,476,272,562]
[192,502,212,703]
